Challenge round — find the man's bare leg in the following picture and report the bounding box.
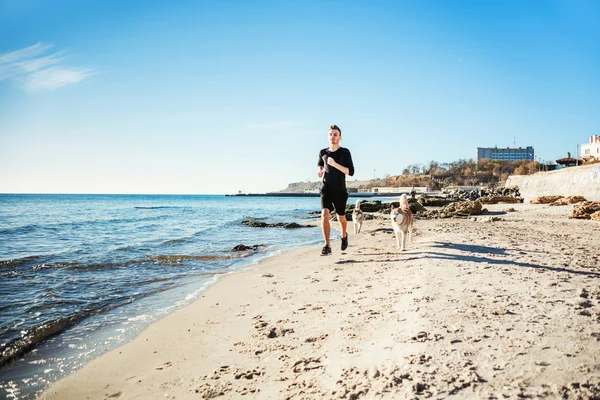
[338,214,348,239]
[321,208,331,247]
[338,213,349,250]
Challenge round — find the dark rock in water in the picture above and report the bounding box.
[345,200,383,213]
[243,219,270,227]
[379,202,399,213]
[231,244,266,252]
[242,218,315,228]
[377,201,426,214]
[358,200,384,212]
[328,199,428,221]
[282,222,304,229]
[410,202,427,213]
[345,212,375,221]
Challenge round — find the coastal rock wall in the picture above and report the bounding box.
[506,163,600,203]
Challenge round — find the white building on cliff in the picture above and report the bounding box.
[581,134,600,162]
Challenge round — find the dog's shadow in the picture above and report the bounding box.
[431,241,548,255]
[432,241,508,256]
[403,249,600,278]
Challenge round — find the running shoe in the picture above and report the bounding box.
[341,234,348,251]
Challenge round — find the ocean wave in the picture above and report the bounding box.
[0,224,58,236]
[115,246,136,252]
[0,286,176,367]
[0,256,49,269]
[144,252,254,265]
[160,238,193,247]
[115,245,153,253]
[31,262,80,272]
[27,250,257,272]
[29,260,128,272]
[2,216,169,237]
[1,312,89,367]
[133,206,190,210]
[131,277,174,286]
[80,215,168,226]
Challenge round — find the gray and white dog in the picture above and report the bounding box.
[390,194,414,252]
[352,200,364,234]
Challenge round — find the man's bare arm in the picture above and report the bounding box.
[326,158,350,175]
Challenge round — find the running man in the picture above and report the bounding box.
[317,124,355,255]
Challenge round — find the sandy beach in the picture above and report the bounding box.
[41,203,600,399]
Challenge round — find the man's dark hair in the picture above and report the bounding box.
[329,124,342,134]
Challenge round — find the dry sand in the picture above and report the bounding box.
[42,203,600,399]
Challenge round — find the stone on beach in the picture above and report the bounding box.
[569,201,600,219]
[548,196,587,206]
[417,199,485,219]
[479,195,523,204]
[531,195,564,204]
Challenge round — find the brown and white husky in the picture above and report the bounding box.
[352,200,364,234]
[390,194,414,251]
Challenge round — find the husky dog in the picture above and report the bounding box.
[390,194,414,252]
[352,200,364,234]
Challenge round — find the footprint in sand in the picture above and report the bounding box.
[291,357,323,373]
[304,334,329,344]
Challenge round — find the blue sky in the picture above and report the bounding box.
[1,0,598,194]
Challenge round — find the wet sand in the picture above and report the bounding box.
[42,203,600,399]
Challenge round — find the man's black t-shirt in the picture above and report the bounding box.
[318,147,355,192]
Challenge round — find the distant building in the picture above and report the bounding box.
[477,146,534,162]
[581,134,600,162]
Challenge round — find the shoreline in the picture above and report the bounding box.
[0,194,325,400]
[42,203,600,399]
[2,238,323,400]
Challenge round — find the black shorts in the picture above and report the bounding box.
[320,189,348,216]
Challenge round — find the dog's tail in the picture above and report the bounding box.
[399,193,410,212]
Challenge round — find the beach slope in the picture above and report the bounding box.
[43,203,600,399]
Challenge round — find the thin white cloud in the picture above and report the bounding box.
[26,67,93,90]
[456,57,463,65]
[0,42,52,64]
[0,42,93,90]
[17,51,65,72]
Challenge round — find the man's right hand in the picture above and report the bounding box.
[317,167,324,178]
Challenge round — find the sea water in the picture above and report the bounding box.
[0,194,330,399]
